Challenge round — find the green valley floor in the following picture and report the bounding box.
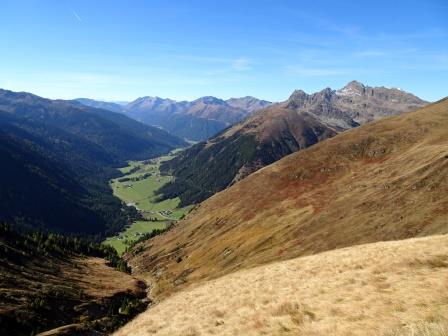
[103,150,193,255]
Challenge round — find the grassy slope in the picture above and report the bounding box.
[127,98,448,298]
[115,235,448,336]
[104,153,192,255]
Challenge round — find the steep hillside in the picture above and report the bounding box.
[0,121,100,234]
[157,82,427,206]
[0,89,187,160]
[116,235,448,336]
[0,111,140,235]
[127,97,448,297]
[115,95,270,141]
[158,107,337,205]
[0,224,147,336]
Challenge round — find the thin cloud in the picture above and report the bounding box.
[289,11,362,39]
[231,58,251,71]
[71,9,82,22]
[352,48,419,59]
[353,50,388,58]
[285,65,348,77]
[176,55,252,72]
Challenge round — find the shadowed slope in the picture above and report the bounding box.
[127,97,448,297]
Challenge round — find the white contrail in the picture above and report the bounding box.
[71,9,82,22]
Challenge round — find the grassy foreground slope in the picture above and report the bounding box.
[127,97,448,297]
[116,235,448,336]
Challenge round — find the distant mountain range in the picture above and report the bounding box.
[76,96,272,141]
[0,90,187,160]
[156,81,428,205]
[0,89,186,235]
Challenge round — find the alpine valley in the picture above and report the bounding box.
[3,2,447,335]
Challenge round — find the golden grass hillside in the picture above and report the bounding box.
[127,98,448,298]
[116,235,448,336]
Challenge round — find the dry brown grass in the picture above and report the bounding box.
[383,321,448,336]
[115,235,448,336]
[65,257,143,298]
[127,98,448,299]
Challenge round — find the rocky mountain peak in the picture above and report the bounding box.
[287,90,309,108]
[337,80,366,96]
[316,87,335,100]
[345,80,365,90]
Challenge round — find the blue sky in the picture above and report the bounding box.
[1,0,447,102]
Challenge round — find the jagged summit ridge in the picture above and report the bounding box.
[285,81,427,126]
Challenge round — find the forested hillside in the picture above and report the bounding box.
[0,112,139,235]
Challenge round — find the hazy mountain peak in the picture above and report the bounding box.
[228,95,266,102]
[226,96,272,113]
[0,88,43,103]
[237,95,258,100]
[136,96,173,104]
[194,96,226,105]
